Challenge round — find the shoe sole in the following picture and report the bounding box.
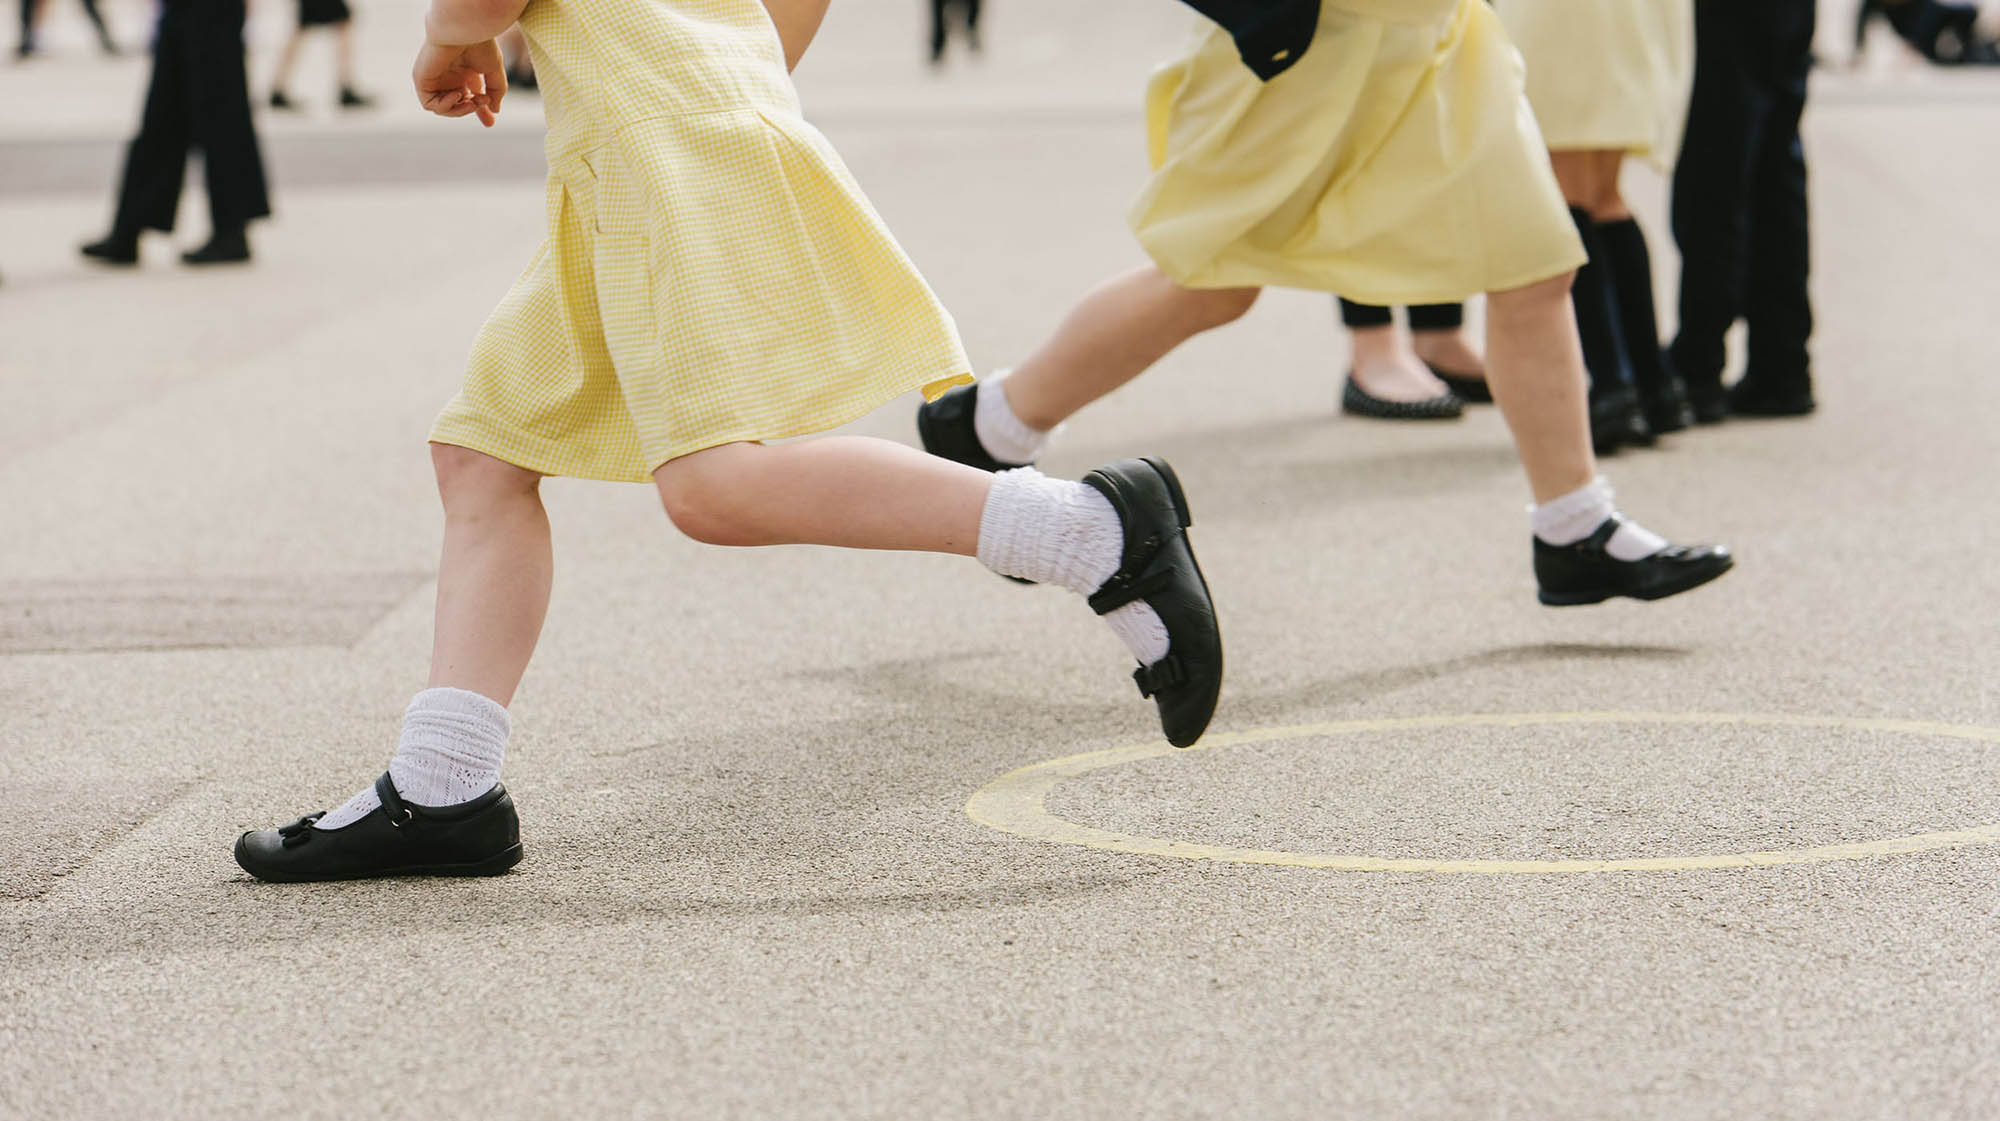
[236,842,523,883]
[1538,555,1735,607]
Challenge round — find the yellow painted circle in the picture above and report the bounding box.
[965,712,2000,874]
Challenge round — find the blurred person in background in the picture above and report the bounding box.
[1855,0,2000,64]
[1334,300,1486,420]
[16,0,119,58]
[499,23,535,90]
[929,0,980,65]
[80,0,270,266]
[268,0,375,110]
[1494,0,1698,452]
[1670,0,1817,418]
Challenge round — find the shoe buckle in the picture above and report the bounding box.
[387,806,414,828]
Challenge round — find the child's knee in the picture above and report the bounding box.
[652,449,761,547]
[430,443,540,509]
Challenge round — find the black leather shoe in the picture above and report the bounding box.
[1426,364,1492,404]
[182,231,251,266]
[1341,375,1463,421]
[1640,378,1696,435]
[234,773,522,883]
[917,382,1021,473]
[1079,457,1223,748]
[1727,378,1816,417]
[80,233,139,266]
[1589,387,1654,453]
[1535,517,1734,606]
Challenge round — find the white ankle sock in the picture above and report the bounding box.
[976,467,1171,665]
[1530,477,1669,562]
[972,371,1056,466]
[313,687,511,830]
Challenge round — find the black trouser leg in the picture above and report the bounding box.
[1672,0,1767,398]
[78,0,112,47]
[1742,2,1814,393]
[188,0,270,233]
[110,11,194,235]
[1569,207,1634,394]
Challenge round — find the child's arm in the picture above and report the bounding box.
[413,0,532,127]
[762,0,831,72]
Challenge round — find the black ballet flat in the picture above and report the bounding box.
[1425,364,1492,404]
[1341,375,1463,421]
[234,773,522,883]
[916,381,1020,473]
[1534,517,1734,606]
[1080,457,1223,748]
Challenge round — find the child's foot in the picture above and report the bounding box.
[917,377,1045,472]
[233,687,517,882]
[978,460,1223,747]
[1530,478,1733,605]
[268,89,299,111]
[234,774,522,882]
[1411,330,1491,404]
[338,86,374,110]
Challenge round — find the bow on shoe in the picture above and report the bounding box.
[275,812,326,848]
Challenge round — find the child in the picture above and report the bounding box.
[1494,0,1698,446]
[232,0,1223,883]
[919,0,1733,607]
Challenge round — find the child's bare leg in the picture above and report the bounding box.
[427,443,553,705]
[1488,272,1734,603]
[654,435,1219,745]
[653,436,987,553]
[269,30,305,99]
[999,265,1259,431]
[1484,272,1596,503]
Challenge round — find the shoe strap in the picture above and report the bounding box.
[1089,564,1176,616]
[374,772,414,828]
[1576,515,1625,556]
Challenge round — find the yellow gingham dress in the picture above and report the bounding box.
[430,0,973,483]
[1494,0,1695,170]
[1129,0,1586,305]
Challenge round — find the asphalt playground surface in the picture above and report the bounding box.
[2,2,1996,1118]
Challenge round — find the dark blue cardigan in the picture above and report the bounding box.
[1176,0,1321,79]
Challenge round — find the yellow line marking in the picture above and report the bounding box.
[965,712,2000,874]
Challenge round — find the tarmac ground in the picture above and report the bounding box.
[2,2,1997,1119]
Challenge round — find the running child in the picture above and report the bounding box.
[919,0,1735,608]
[233,0,1223,883]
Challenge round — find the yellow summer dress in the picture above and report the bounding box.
[1493,0,1695,170]
[430,0,973,483]
[1129,0,1585,306]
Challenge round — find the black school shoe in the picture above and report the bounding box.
[1589,386,1654,454]
[1341,375,1463,420]
[1534,516,1734,606]
[1727,377,1817,418]
[234,772,522,883]
[1080,457,1223,748]
[916,382,1019,473]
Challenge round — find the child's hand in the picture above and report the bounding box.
[413,38,507,127]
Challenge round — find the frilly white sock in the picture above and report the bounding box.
[314,687,511,831]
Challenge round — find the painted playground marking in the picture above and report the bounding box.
[965,712,2000,874]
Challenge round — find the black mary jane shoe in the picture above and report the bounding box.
[916,382,1021,473]
[234,773,522,883]
[1079,457,1223,748]
[1425,364,1492,405]
[1534,516,1734,606]
[1341,375,1463,421]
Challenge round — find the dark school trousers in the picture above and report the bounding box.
[1670,0,1815,390]
[109,0,270,235]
